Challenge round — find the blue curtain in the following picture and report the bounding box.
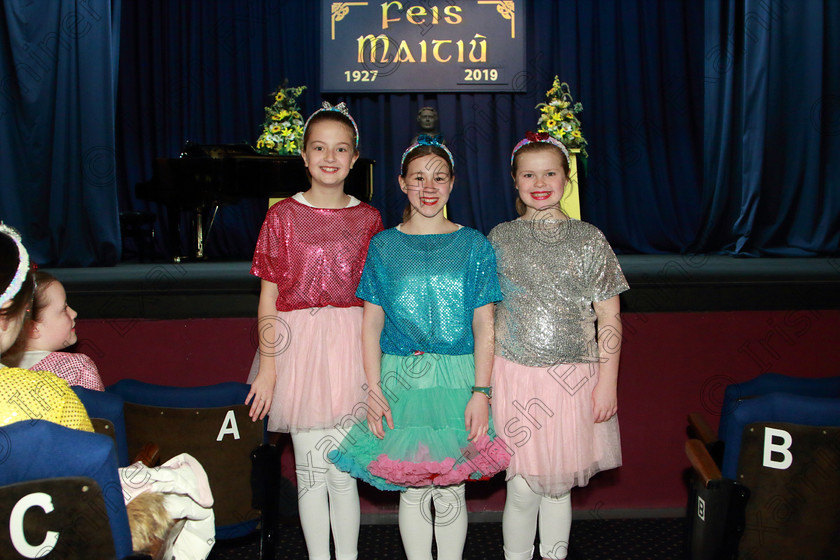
[701,0,840,255]
[3,0,837,264]
[115,0,317,259]
[116,0,704,259]
[0,0,121,266]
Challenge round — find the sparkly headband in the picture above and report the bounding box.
[510,131,570,166]
[401,134,455,172]
[303,101,360,148]
[0,223,30,307]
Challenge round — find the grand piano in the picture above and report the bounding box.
[136,143,374,260]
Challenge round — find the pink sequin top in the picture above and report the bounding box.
[31,351,105,391]
[251,197,384,311]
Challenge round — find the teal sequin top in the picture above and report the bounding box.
[356,227,503,355]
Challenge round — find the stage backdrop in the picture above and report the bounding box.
[115,0,704,260]
[2,0,838,264]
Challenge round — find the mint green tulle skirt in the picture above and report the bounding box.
[329,352,511,491]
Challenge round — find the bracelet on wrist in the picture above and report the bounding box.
[472,386,492,399]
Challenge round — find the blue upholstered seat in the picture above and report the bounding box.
[72,385,129,466]
[0,420,133,558]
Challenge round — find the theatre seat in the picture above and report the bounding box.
[72,386,130,467]
[107,379,278,557]
[686,374,840,559]
[0,421,133,559]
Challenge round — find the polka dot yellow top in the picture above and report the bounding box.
[0,367,94,432]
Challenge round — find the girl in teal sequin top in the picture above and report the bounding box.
[330,138,511,560]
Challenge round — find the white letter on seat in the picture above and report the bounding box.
[10,492,60,557]
[762,427,793,470]
[216,409,241,441]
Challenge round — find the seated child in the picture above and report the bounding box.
[4,270,104,390]
[0,235,212,558]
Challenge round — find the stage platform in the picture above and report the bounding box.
[50,255,840,319]
[41,257,840,515]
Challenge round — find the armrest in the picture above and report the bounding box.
[687,412,717,445]
[134,443,160,467]
[686,438,722,487]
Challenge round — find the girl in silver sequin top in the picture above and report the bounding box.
[488,135,629,560]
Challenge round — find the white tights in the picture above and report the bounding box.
[398,484,468,560]
[291,428,360,560]
[502,476,572,560]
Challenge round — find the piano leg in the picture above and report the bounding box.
[196,207,204,259]
[192,204,220,260]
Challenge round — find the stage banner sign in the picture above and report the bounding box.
[321,1,526,92]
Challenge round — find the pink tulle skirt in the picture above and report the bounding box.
[247,306,367,433]
[491,355,622,497]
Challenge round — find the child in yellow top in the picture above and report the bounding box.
[0,224,93,432]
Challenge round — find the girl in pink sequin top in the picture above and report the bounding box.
[4,271,104,391]
[246,103,383,560]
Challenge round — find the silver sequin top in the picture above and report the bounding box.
[488,218,629,367]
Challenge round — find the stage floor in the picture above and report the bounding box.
[50,255,840,319]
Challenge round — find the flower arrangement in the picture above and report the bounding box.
[255,83,307,155]
[536,76,588,158]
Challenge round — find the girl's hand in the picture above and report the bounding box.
[591,380,618,423]
[246,368,275,422]
[465,393,490,440]
[367,391,394,439]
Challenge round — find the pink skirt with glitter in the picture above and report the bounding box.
[491,355,622,497]
[247,306,367,433]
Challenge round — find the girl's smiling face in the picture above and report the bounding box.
[301,119,359,190]
[31,281,78,351]
[399,154,454,219]
[513,149,568,218]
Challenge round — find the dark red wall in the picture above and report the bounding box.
[75,309,840,514]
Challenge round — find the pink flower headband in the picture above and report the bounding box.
[303,101,360,148]
[510,131,570,166]
[0,223,30,307]
[401,134,455,172]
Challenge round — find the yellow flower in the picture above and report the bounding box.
[572,130,582,138]
[271,114,282,121]
[270,124,282,133]
[265,139,275,148]
[281,127,293,137]
[278,110,289,120]
[288,140,297,151]
[275,91,286,102]
[546,119,556,128]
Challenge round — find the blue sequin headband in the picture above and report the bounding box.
[400,134,454,172]
[510,131,570,166]
[302,101,359,148]
[0,223,30,307]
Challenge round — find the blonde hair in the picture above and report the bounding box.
[126,491,172,554]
